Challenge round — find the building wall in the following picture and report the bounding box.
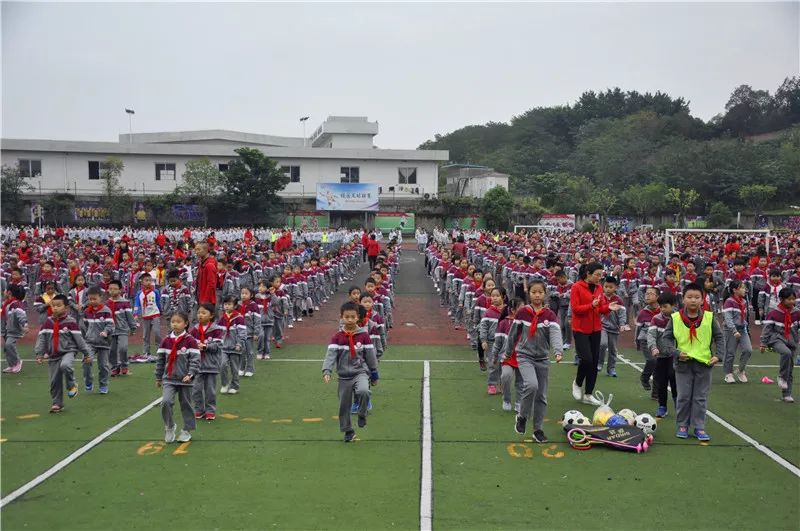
[1,149,440,198]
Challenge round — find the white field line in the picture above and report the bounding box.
[420,360,433,531]
[617,354,800,478]
[0,396,163,507]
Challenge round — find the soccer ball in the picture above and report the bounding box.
[574,416,592,427]
[635,413,658,435]
[562,410,587,426]
[605,414,629,427]
[618,408,637,425]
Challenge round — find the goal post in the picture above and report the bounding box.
[664,228,776,259]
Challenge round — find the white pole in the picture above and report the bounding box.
[128,114,133,144]
[302,121,307,147]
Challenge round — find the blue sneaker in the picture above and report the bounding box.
[656,406,667,418]
[367,399,373,411]
[693,429,711,442]
[350,401,359,414]
[99,386,108,394]
[608,370,617,377]
[676,426,689,439]
[85,383,93,392]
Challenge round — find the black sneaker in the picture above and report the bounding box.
[357,416,367,428]
[532,430,548,443]
[514,415,527,435]
[344,430,356,443]
[479,359,487,371]
[641,378,652,391]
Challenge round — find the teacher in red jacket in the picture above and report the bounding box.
[570,262,621,405]
[194,241,218,306]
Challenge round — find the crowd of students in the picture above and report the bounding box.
[1,225,400,443]
[424,229,800,442]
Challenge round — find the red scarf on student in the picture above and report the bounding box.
[222,312,238,334]
[197,323,209,360]
[526,306,545,338]
[343,329,357,358]
[52,317,60,353]
[678,309,702,343]
[108,299,117,323]
[166,333,186,377]
[733,295,747,321]
[782,309,792,339]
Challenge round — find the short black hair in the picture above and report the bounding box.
[603,276,619,285]
[657,292,677,306]
[167,269,180,280]
[683,282,704,296]
[197,302,216,316]
[8,284,25,300]
[340,301,363,318]
[108,280,123,289]
[86,286,103,297]
[52,294,68,305]
[223,295,239,305]
[779,287,795,300]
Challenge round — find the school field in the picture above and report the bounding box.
[2,251,799,530]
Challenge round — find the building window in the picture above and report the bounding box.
[398,167,417,184]
[218,163,229,172]
[155,163,176,181]
[88,160,112,180]
[280,165,301,183]
[340,166,359,183]
[18,159,42,178]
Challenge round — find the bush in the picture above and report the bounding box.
[706,201,733,228]
[580,222,595,233]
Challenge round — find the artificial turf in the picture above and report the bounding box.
[1,341,798,530]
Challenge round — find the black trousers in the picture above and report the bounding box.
[368,255,377,270]
[574,331,601,394]
[654,357,677,407]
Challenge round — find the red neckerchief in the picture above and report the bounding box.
[623,270,637,280]
[703,294,711,312]
[108,299,117,323]
[365,308,373,322]
[665,280,677,294]
[166,332,186,377]
[679,309,703,343]
[526,305,545,338]
[222,311,238,334]
[781,308,792,339]
[1,297,16,319]
[733,295,747,320]
[557,283,568,294]
[769,280,782,297]
[52,317,60,353]
[343,329,357,358]
[197,322,210,361]
[90,304,103,316]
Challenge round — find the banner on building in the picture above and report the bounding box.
[446,216,486,230]
[74,203,110,221]
[316,183,379,211]
[172,204,205,222]
[607,216,634,233]
[30,203,44,224]
[539,214,576,231]
[375,212,415,234]
[289,211,330,230]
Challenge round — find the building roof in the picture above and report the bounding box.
[119,129,304,147]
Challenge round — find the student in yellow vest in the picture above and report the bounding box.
[662,282,723,442]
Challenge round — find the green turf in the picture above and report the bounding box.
[2,343,799,530]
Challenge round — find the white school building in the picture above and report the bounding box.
[1,116,449,201]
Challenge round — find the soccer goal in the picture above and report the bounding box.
[664,228,779,258]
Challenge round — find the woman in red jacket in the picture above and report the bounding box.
[570,262,621,405]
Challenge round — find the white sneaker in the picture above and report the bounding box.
[288,323,294,329]
[563,343,571,350]
[778,377,789,390]
[572,380,582,401]
[735,369,748,383]
[164,424,176,443]
[297,317,303,322]
[220,385,229,394]
[238,370,245,376]
[582,394,602,406]
[782,396,795,403]
[244,371,253,377]
[724,373,736,384]
[314,306,320,311]
[502,401,512,411]
[228,388,238,394]
[176,430,192,443]
[755,320,762,326]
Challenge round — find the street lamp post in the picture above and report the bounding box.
[299,116,309,147]
[125,108,135,143]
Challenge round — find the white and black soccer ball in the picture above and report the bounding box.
[561,410,586,426]
[635,413,658,435]
[618,408,637,426]
[574,416,592,427]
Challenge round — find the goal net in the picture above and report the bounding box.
[664,228,778,258]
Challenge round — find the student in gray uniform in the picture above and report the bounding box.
[81,287,114,394]
[480,287,507,396]
[721,280,753,384]
[661,283,724,442]
[648,292,678,419]
[2,284,28,374]
[34,294,95,413]
[155,312,201,443]
[760,288,799,403]
[106,280,137,376]
[219,296,246,394]
[506,280,563,443]
[598,276,628,377]
[322,302,379,443]
[189,303,224,420]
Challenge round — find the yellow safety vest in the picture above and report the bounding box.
[271,233,277,243]
[671,311,713,365]
[322,233,328,243]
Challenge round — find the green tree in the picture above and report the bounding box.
[1,165,34,221]
[738,184,777,227]
[481,186,514,230]
[706,201,733,228]
[44,193,76,226]
[222,147,290,211]
[179,158,223,225]
[620,182,669,224]
[666,187,699,228]
[588,188,618,231]
[100,157,131,224]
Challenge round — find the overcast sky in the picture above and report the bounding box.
[2,2,798,149]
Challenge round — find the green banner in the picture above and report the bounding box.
[446,216,486,230]
[375,212,415,234]
[289,211,330,230]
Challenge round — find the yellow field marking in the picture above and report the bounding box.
[699,442,710,446]
[219,413,239,420]
[0,438,7,443]
[302,417,323,422]
[331,416,339,420]
[241,417,262,423]
[16,414,40,420]
[541,444,565,459]
[506,443,534,459]
[271,419,293,424]
[173,442,191,455]
[137,441,166,456]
